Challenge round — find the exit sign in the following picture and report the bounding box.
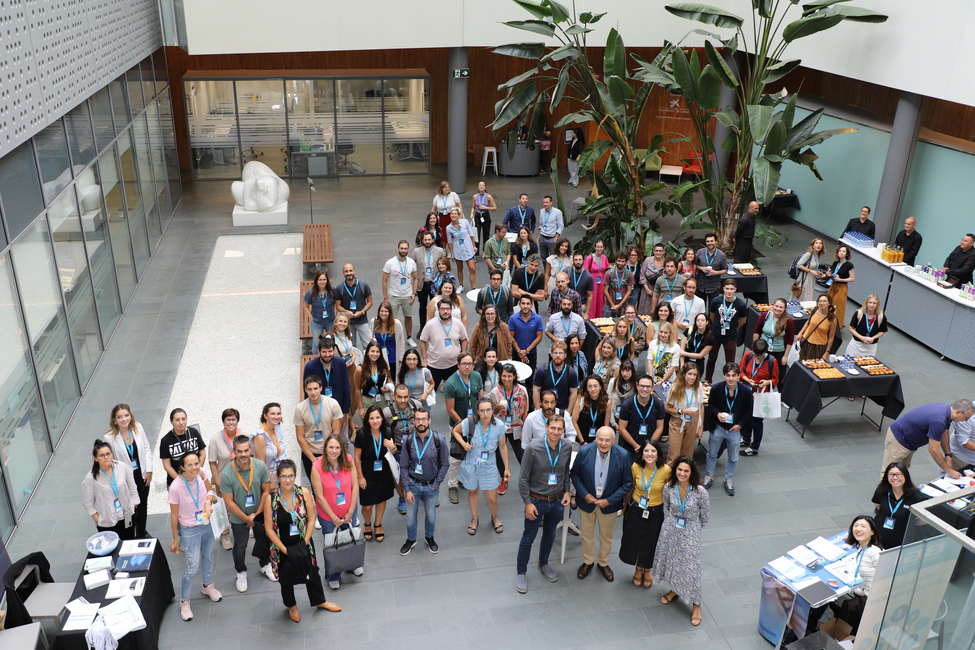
[452,68,470,79]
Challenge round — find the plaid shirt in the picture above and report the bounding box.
[546,287,584,317]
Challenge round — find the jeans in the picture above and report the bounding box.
[538,235,555,263]
[317,508,360,583]
[405,483,439,540]
[516,497,562,574]
[230,516,270,573]
[310,321,326,349]
[705,424,740,481]
[178,522,214,601]
[741,417,764,450]
[351,321,372,350]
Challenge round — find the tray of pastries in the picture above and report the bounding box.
[753,304,774,311]
[802,360,832,369]
[732,263,755,270]
[739,269,762,276]
[813,367,846,380]
[852,356,880,366]
[859,364,895,375]
[590,318,615,327]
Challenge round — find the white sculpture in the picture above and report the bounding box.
[231,161,291,212]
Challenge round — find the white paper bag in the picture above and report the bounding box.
[787,339,802,367]
[209,497,230,538]
[426,391,437,407]
[385,449,401,484]
[753,390,782,420]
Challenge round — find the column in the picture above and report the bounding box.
[874,92,924,242]
[448,47,469,194]
[710,52,741,182]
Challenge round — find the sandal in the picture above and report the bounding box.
[661,591,677,605]
[642,573,653,588]
[691,605,702,627]
[633,567,644,587]
[661,435,669,442]
[492,518,504,534]
[468,519,479,535]
[363,524,373,541]
[373,524,384,542]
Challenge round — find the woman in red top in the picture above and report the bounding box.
[584,240,610,318]
[752,298,795,369]
[311,433,361,590]
[738,339,779,457]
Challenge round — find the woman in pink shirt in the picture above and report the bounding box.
[584,240,610,318]
[311,433,362,590]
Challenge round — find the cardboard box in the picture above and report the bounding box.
[820,617,853,642]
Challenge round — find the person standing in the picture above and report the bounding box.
[416,211,445,249]
[952,411,975,472]
[489,364,531,465]
[672,277,705,339]
[253,403,288,488]
[168,452,222,621]
[82,440,139,541]
[220,435,274,592]
[453,398,510,536]
[941,233,975,286]
[753,298,794,369]
[502,193,536,234]
[411,231,445,336]
[654,455,709,627]
[603,251,633,319]
[544,237,573,293]
[584,241,610,319]
[617,375,666,455]
[738,340,779,457]
[637,243,667,315]
[471,180,498,250]
[706,279,746,383]
[311,433,363,590]
[841,206,876,239]
[826,244,855,331]
[872,462,924,549]
[475,269,514,322]
[521,390,579,449]
[509,295,544,373]
[881,400,974,477]
[446,208,478,291]
[515,414,572,593]
[382,240,418,342]
[303,270,335,349]
[573,376,609,445]
[370,301,406,378]
[471,305,513,361]
[694,233,728,306]
[663,362,706,462]
[334,263,374,349]
[532,340,579,412]
[893,216,922,266]
[566,128,584,187]
[353,405,396,543]
[382,383,423,514]
[734,201,759,263]
[571,426,633,582]
[160,408,207,487]
[569,253,595,318]
[536,195,564,261]
[443,352,485,504]
[618,441,670,588]
[546,272,584,317]
[208,408,243,549]
[295,375,344,489]
[650,257,686,317]
[103,404,153,539]
[797,294,838,361]
[704,363,752,496]
[432,180,463,234]
[263,460,341,623]
[399,407,449,555]
[482,224,512,276]
[795,238,826,302]
[419,299,470,390]
[511,254,547,312]
[303,336,352,445]
[545,295,586,343]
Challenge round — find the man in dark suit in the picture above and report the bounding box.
[570,427,633,582]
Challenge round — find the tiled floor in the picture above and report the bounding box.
[9,166,975,649]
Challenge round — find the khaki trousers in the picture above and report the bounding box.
[881,428,914,475]
[580,507,617,567]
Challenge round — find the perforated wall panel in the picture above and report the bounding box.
[0,0,161,155]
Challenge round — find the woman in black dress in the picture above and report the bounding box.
[619,440,670,588]
[353,405,396,542]
[872,462,924,549]
[572,375,609,446]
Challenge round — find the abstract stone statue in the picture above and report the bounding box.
[231,161,291,212]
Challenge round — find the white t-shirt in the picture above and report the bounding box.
[434,192,461,214]
[672,294,706,329]
[646,340,681,381]
[420,316,469,369]
[383,256,417,298]
[951,415,975,466]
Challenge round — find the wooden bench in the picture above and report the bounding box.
[300,354,316,400]
[299,280,313,340]
[303,223,334,266]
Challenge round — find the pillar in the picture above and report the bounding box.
[448,47,469,194]
[711,52,741,183]
[874,91,924,242]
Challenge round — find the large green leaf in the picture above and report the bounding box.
[782,107,824,151]
[697,66,721,109]
[551,64,570,110]
[795,127,858,149]
[665,3,744,29]
[580,11,607,24]
[540,44,580,63]
[525,97,548,146]
[607,75,635,105]
[513,0,552,19]
[554,111,591,127]
[801,0,853,15]
[753,0,774,19]
[492,82,537,129]
[763,120,787,156]
[671,49,698,103]
[781,93,798,129]
[751,156,782,204]
[548,0,571,23]
[829,6,888,23]
[604,28,627,79]
[746,105,774,143]
[715,108,740,131]
[705,41,739,88]
[631,61,677,89]
[503,20,557,37]
[762,58,801,83]
[498,67,542,90]
[788,148,823,179]
[493,43,547,59]
[565,25,594,35]
[782,14,844,42]
[578,140,615,175]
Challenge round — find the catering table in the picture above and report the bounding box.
[53,541,173,650]
[726,270,769,305]
[767,190,800,217]
[779,360,905,437]
[581,319,602,365]
[839,237,907,307]
[739,304,810,348]
[498,140,541,176]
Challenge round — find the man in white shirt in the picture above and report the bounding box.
[410,232,445,336]
[522,391,578,449]
[419,300,470,390]
[950,411,975,471]
[545,296,586,343]
[383,240,419,342]
[672,277,706,336]
[537,195,564,261]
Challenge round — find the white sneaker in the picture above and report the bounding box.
[457,285,464,293]
[201,583,223,602]
[315,519,322,530]
[328,580,340,590]
[180,600,193,621]
[236,571,247,592]
[352,567,364,577]
[407,337,417,347]
[261,563,278,582]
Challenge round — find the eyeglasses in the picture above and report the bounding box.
[887,472,904,478]
[96,452,113,459]
[460,361,474,366]
[279,474,296,480]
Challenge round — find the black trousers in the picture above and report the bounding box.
[132,466,150,537]
[231,515,270,573]
[97,518,136,541]
[280,559,327,608]
[474,211,491,248]
[417,281,433,336]
[430,364,457,390]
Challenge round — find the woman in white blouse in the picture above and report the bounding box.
[82,440,140,540]
[433,181,463,235]
[103,404,153,537]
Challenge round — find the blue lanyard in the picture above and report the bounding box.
[328,466,342,491]
[502,384,517,416]
[183,475,200,511]
[549,363,566,389]
[571,268,583,290]
[518,206,527,226]
[854,547,867,578]
[588,407,598,428]
[689,331,704,352]
[399,259,409,278]
[653,343,666,366]
[887,493,904,517]
[311,399,323,428]
[489,287,502,306]
[525,269,537,290]
[441,195,449,210]
[426,250,432,269]
[617,344,626,360]
[629,321,638,340]
[545,439,562,471]
[634,396,655,423]
[614,267,623,287]
[413,432,433,461]
[479,422,490,451]
[561,315,572,336]
[725,386,737,413]
[370,372,379,389]
[641,466,658,494]
[865,315,877,335]
[487,328,497,348]
[100,467,119,499]
[459,374,472,401]
[487,369,498,388]
[407,369,419,395]
[749,354,767,380]
[685,388,696,409]
[683,295,693,319]
[344,279,359,300]
[704,249,717,267]
[377,332,389,348]
[371,431,383,462]
[124,436,136,460]
[279,488,299,522]
[594,360,605,376]
[320,295,330,312]
[542,209,551,230]
[663,275,677,292]
[675,483,688,515]
[321,363,331,388]
[440,319,453,339]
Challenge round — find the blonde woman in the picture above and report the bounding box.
[432,181,463,233]
[846,293,887,357]
[664,362,705,462]
[591,336,621,384]
[647,322,681,384]
[329,312,357,368]
[103,403,153,537]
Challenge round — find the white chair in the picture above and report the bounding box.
[0,622,49,649]
[481,147,498,176]
[16,564,75,626]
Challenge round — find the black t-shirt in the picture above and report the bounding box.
[354,428,392,477]
[512,267,545,304]
[829,260,854,279]
[333,280,373,324]
[709,296,747,342]
[532,363,579,410]
[511,242,539,268]
[893,230,922,266]
[569,267,594,300]
[850,311,888,337]
[843,218,875,239]
[159,427,206,485]
[871,486,924,549]
[576,405,607,444]
[619,395,665,447]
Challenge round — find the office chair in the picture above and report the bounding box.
[336,144,365,174]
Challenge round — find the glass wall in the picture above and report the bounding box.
[117,131,152,274]
[159,88,182,208]
[185,75,431,179]
[78,164,123,342]
[34,121,74,206]
[0,141,46,241]
[64,102,97,167]
[98,145,137,304]
[108,77,131,136]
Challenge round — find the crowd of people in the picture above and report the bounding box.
[77,187,975,633]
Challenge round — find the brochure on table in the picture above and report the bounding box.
[763,531,862,607]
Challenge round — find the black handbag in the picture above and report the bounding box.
[322,523,366,576]
[449,416,476,460]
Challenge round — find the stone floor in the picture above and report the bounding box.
[8,165,974,649]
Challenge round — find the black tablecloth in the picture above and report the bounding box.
[729,272,769,305]
[582,320,602,366]
[780,361,905,427]
[53,541,173,650]
[739,305,810,348]
[768,192,801,215]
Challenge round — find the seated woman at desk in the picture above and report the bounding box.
[872,463,923,549]
[807,515,883,636]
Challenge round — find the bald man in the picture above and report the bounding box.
[733,201,759,264]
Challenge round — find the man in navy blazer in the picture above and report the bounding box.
[570,426,633,582]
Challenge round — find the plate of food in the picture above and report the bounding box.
[813,368,845,380]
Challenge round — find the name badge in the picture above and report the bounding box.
[114,498,123,513]
[726,414,734,424]
[496,257,503,265]
[323,387,333,397]
[884,517,896,530]
[369,386,379,397]
[335,492,347,506]
[425,266,432,274]
[245,494,256,508]
[415,463,424,474]
[131,459,139,470]
[595,276,602,284]
[195,510,204,524]
[314,430,323,442]
[400,277,407,285]
[467,407,474,417]
[289,523,300,537]
[480,451,490,462]
[639,496,648,509]
[639,423,648,437]
[444,338,453,347]
[505,415,513,426]
[589,427,596,439]
[349,300,357,310]
[322,308,329,318]
[722,325,728,334]
[547,472,558,485]
[683,413,692,422]
[683,319,689,326]
[595,487,603,498]
[664,293,673,302]
[615,292,623,301]
[373,460,383,472]
[676,516,686,529]
[642,508,650,519]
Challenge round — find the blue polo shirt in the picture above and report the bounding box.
[890,403,952,451]
[509,310,544,351]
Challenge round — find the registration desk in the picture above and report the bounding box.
[839,238,907,307]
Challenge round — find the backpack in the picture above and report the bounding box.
[407,432,443,463]
[787,254,803,280]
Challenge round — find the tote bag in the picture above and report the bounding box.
[322,523,366,575]
[753,389,781,420]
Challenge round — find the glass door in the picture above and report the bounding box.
[335,79,385,175]
[236,79,288,176]
[286,80,337,177]
[383,78,430,174]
